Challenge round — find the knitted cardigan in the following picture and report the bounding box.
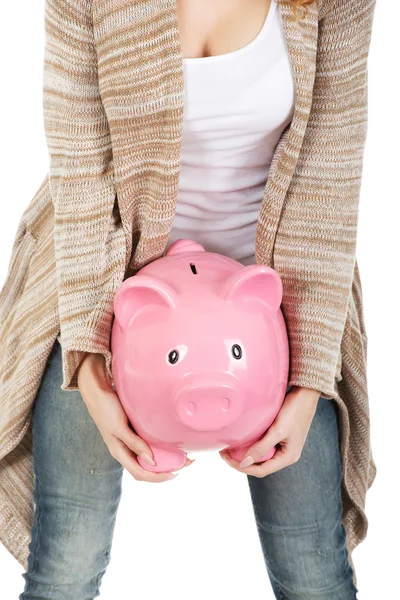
[0,0,377,585]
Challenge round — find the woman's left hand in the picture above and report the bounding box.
[219,386,320,478]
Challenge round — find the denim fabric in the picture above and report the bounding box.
[19,338,124,599]
[20,338,357,599]
[247,394,358,599]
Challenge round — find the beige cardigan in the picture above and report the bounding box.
[0,0,377,584]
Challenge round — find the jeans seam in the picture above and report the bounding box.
[246,477,287,600]
[268,569,287,600]
[92,541,113,598]
[275,583,287,600]
[21,484,42,597]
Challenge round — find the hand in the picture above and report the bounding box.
[219,386,320,477]
[77,352,194,482]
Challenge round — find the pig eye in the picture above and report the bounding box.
[168,349,179,364]
[232,344,242,359]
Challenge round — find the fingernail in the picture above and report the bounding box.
[240,456,255,468]
[166,472,179,480]
[140,452,156,466]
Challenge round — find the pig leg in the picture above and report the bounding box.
[227,443,276,464]
[137,446,187,473]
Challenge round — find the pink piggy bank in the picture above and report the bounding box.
[111,239,289,473]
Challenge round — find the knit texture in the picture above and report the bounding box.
[0,0,377,586]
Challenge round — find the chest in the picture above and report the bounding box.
[175,0,274,59]
[90,0,319,272]
[180,0,294,135]
[171,0,295,261]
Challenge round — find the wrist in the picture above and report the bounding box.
[290,385,320,404]
[77,352,113,395]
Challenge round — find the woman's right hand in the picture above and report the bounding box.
[76,352,194,482]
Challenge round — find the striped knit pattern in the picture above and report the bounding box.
[0,0,377,585]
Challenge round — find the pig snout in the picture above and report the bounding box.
[174,379,243,431]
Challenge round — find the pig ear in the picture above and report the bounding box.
[113,275,180,331]
[219,265,283,312]
[165,239,206,256]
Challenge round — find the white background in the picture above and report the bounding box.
[0,1,397,598]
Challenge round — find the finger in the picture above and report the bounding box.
[118,428,196,469]
[220,445,293,477]
[170,456,196,471]
[240,448,292,477]
[250,448,300,477]
[114,426,156,467]
[238,425,285,466]
[111,439,178,483]
[219,449,232,460]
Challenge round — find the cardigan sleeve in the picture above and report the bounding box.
[43,0,127,391]
[272,0,377,399]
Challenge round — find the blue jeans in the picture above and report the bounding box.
[20,338,358,599]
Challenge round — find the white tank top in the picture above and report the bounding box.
[166,0,295,266]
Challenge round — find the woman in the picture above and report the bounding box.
[0,0,377,597]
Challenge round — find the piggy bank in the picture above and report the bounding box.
[111,239,289,473]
